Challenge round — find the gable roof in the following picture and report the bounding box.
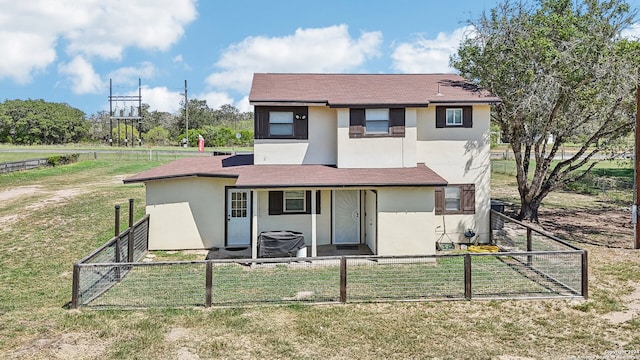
[249,73,500,107]
[124,155,448,188]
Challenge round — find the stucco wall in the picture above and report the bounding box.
[416,104,492,244]
[256,189,332,246]
[376,187,436,255]
[145,177,234,250]
[254,106,337,165]
[336,108,417,168]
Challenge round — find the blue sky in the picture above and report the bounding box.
[1,0,638,116]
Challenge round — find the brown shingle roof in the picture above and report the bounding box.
[124,155,447,188]
[249,73,500,106]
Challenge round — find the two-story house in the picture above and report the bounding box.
[124,73,500,258]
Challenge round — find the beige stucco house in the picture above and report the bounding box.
[124,73,500,258]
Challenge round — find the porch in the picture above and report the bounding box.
[205,244,373,259]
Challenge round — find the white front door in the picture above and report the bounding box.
[227,189,251,246]
[333,190,360,244]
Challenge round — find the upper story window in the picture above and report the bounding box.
[350,108,405,138]
[365,109,389,134]
[436,106,473,128]
[254,106,308,140]
[446,108,463,126]
[269,112,294,136]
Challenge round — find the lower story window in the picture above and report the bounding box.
[444,187,461,211]
[435,184,475,215]
[284,191,306,212]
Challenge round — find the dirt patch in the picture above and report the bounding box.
[537,207,633,249]
[166,327,192,342]
[25,188,85,212]
[0,185,42,202]
[602,283,640,324]
[10,332,108,359]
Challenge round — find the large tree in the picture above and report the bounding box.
[452,0,640,221]
[0,99,88,144]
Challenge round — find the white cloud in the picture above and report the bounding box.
[391,26,474,73]
[173,54,184,63]
[621,23,640,40]
[196,91,236,110]
[57,56,104,94]
[235,96,252,113]
[206,25,382,92]
[109,62,157,86]
[0,0,196,83]
[141,86,183,113]
[0,31,56,83]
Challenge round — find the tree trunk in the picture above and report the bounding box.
[517,198,542,223]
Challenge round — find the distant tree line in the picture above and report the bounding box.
[0,99,254,147]
[0,100,88,144]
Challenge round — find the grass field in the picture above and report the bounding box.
[0,149,639,359]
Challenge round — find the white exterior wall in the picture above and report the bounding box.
[336,108,417,168]
[145,177,235,250]
[254,106,337,165]
[257,189,332,246]
[416,105,492,244]
[376,187,435,255]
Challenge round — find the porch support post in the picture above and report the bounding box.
[251,190,258,259]
[311,190,317,257]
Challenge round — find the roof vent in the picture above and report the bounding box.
[436,83,443,96]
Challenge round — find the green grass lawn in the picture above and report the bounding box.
[0,147,638,359]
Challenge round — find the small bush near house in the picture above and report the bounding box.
[47,153,80,166]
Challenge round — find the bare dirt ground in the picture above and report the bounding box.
[538,207,634,249]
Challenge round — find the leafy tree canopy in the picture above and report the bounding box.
[0,99,88,145]
[452,0,640,221]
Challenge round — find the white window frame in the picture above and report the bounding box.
[446,108,463,126]
[444,186,461,211]
[269,111,294,136]
[365,108,389,134]
[283,190,306,213]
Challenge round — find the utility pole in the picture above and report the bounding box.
[183,80,189,147]
[635,80,640,249]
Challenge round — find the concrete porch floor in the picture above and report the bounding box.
[205,244,373,259]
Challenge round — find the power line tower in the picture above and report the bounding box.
[109,78,143,147]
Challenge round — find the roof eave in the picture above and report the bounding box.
[123,173,239,184]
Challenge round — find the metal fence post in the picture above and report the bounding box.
[71,264,80,309]
[114,205,121,281]
[128,199,135,262]
[464,254,472,300]
[340,257,347,303]
[526,228,532,267]
[205,261,213,307]
[582,251,589,299]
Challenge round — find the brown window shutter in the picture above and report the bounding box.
[294,107,309,139]
[268,191,283,215]
[389,108,405,137]
[462,106,473,128]
[435,107,446,128]
[434,187,444,215]
[462,184,475,214]
[254,107,269,139]
[305,191,312,214]
[316,191,321,214]
[349,108,365,138]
